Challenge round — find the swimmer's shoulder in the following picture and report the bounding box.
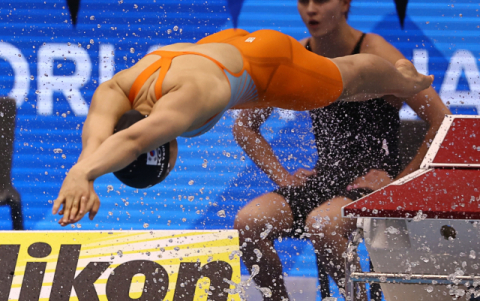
[104,68,138,97]
[298,37,309,47]
[360,33,405,62]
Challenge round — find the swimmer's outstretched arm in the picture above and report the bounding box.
[53,86,200,225]
[53,80,131,222]
[53,80,132,222]
[332,55,434,102]
[79,80,131,162]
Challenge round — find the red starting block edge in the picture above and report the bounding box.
[421,115,480,168]
[342,115,480,221]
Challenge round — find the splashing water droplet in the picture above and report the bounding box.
[385,226,400,235]
[259,287,272,298]
[253,249,262,262]
[229,250,242,260]
[470,250,476,259]
[413,210,427,222]
[251,265,260,277]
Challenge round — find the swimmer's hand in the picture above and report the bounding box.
[394,59,434,98]
[347,169,393,192]
[53,167,100,226]
[277,168,316,187]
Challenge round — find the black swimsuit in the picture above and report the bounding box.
[274,34,401,233]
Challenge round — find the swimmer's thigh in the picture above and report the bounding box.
[267,36,344,111]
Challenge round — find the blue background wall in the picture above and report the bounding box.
[0,0,479,298]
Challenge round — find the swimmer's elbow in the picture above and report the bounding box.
[99,78,124,94]
[121,132,144,158]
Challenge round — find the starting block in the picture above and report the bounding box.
[0,230,241,301]
[342,115,480,301]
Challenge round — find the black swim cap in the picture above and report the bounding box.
[113,110,170,189]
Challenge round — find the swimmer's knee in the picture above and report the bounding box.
[233,208,253,231]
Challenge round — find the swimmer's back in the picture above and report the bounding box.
[112,42,245,114]
[112,28,342,115]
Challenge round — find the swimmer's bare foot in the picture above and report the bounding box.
[394,59,434,98]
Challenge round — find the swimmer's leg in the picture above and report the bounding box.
[197,28,249,44]
[332,54,434,101]
[234,192,293,301]
[0,97,24,230]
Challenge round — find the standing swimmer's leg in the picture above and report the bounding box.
[0,98,24,230]
[234,192,294,301]
[332,55,434,101]
[306,198,366,300]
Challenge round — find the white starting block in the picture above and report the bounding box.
[342,115,480,301]
[0,230,241,300]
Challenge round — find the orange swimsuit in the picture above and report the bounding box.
[128,29,343,137]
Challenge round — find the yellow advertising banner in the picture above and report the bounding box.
[0,230,242,301]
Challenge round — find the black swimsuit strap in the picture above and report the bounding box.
[351,33,366,55]
[305,33,366,54]
[305,39,312,51]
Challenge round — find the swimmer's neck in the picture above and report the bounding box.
[309,22,360,58]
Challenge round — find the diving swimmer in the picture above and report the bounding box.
[52,28,433,226]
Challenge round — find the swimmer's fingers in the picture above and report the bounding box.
[293,168,316,179]
[69,196,91,224]
[75,190,98,222]
[350,169,393,191]
[53,195,72,226]
[77,195,88,219]
[52,197,63,216]
[61,191,84,225]
[60,193,75,225]
[69,195,88,222]
[89,198,101,221]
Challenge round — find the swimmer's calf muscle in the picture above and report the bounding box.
[332,54,433,102]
